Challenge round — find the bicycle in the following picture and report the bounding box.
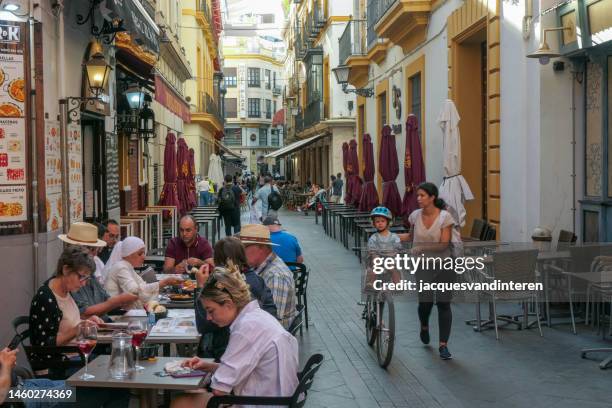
[359,248,397,368]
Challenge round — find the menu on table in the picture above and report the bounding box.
[149,317,198,337]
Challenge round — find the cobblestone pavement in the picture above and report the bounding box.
[267,210,612,408]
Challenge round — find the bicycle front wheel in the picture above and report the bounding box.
[365,295,377,346]
[376,293,395,368]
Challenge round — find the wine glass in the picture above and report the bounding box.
[77,321,98,380]
[128,320,147,371]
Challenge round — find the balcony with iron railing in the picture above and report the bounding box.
[192,91,223,132]
[339,19,370,88]
[369,0,432,53]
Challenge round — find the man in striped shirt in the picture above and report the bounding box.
[239,224,297,329]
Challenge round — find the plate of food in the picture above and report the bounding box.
[181,280,197,292]
[168,294,192,302]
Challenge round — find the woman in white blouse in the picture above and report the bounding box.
[171,266,299,408]
[104,237,182,309]
[407,182,456,361]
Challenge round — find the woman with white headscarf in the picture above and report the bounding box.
[104,237,183,309]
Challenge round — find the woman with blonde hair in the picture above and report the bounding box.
[172,266,298,408]
[195,236,276,359]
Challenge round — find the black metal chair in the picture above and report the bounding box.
[288,304,305,336]
[12,316,86,380]
[483,225,496,241]
[206,353,324,408]
[286,262,309,335]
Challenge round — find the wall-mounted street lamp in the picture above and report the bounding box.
[125,83,145,110]
[332,65,373,97]
[138,93,155,142]
[526,25,574,65]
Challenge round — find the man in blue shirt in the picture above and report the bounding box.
[263,215,304,265]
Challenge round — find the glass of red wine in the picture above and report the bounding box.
[77,321,98,380]
[128,320,147,371]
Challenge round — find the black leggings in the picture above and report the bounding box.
[417,269,454,343]
[418,301,452,343]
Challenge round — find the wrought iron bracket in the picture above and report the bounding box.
[76,0,126,44]
[60,97,101,124]
[342,83,374,98]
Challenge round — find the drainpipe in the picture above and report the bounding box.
[570,68,580,235]
[523,0,533,40]
[28,6,38,291]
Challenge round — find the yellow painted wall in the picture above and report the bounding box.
[447,0,501,232]
[375,79,389,201]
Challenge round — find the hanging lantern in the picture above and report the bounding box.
[138,93,155,141]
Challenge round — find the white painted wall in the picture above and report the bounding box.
[362,0,457,201]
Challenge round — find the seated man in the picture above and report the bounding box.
[239,224,297,329]
[164,215,214,274]
[263,215,304,266]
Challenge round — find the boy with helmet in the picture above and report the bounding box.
[367,206,402,251]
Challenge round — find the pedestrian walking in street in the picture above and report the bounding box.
[252,175,280,219]
[218,174,243,237]
[331,173,344,203]
[197,177,211,206]
[407,182,456,360]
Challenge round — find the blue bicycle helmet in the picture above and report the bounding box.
[370,206,393,220]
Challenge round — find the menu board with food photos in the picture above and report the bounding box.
[67,123,83,224]
[106,132,120,211]
[0,185,26,221]
[0,21,27,228]
[45,120,62,231]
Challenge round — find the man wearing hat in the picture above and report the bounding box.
[59,222,138,321]
[263,215,304,266]
[239,224,297,329]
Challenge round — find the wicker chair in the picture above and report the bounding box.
[476,249,541,340]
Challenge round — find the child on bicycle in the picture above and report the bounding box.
[366,207,402,287]
[367,206,402,251]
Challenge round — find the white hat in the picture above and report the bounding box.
[59,222,106,247]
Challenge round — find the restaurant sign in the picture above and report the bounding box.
[154,75,190,122]
[0,20,28,234]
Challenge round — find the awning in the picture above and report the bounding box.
[215,140,245,160]
[265,133,328,159]
[97,0,160,54]
[154,75,190,122]
[272,108,285,126]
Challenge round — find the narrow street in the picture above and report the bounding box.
[271,210,611,408]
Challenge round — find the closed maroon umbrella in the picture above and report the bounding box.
[379,125,402,217]
[402,115,426,216]
[176,137,191,215]
[342,142,350,203]
[158,132,179,217]
[348,139,362,207]
[188,148,197,209]
[359,133,379,212]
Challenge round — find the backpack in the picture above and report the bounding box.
[219,186,235,210]
[268,189,283,211]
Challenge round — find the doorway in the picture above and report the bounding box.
[82,117,107,222]
[453,24,488,230]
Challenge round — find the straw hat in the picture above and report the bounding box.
[59,222,107,247]
[238,224,279,246]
